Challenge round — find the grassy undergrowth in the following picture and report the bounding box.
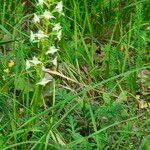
[0,0,150,149]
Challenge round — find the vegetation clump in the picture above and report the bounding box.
[0,0,150,149]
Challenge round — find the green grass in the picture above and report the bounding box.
[0,0,150,149]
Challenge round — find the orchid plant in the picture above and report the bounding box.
[26,0,64,86]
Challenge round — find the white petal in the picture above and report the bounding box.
[35,30,48,40]
[30,31,35,41]
[55,1,64,15]
[52,57,57,66]
[37,0,45,5]
[42,66,49,71]
[52,23,62,32]
[45,45,59,55]
[33,13,40,23]
[26,60,32,70]
[30,56,42,65]
[57,30,62,41]
[37,77,52,86]
[42,10,55,19]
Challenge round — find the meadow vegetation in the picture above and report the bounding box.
[0,0,150,149]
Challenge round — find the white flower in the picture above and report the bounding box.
[57,30,62,41]
[42,66,49,71]
[45,45,59,55]
[42,10,55,19]
[30,31,35,41]
[33,13,40,23]
[52,57,57,66]
[26,60,32,70]
[35,30,48,40]
[55,1,64,16]
[30,30,48,42]
[30,56,42,65]
[37,0,45,5]
[37,77,52,86]
[25,57,42,70]
[52,23,62,32]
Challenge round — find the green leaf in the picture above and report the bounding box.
[140,136,150,150]
[14,77,33,93]
[116,91,127,103]
[103,93,111,105]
